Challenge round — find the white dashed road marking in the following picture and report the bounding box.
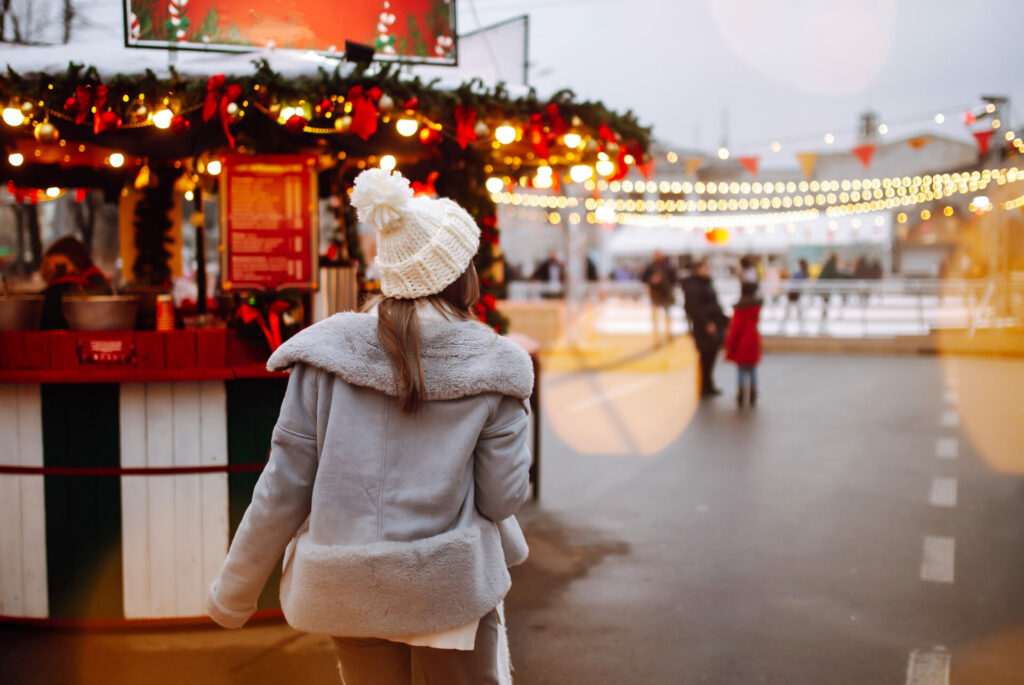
[905,648,950,685]
[920,536,955,583]
[935,438,959,459]
[940,410,959,428]
[929,477,958,508]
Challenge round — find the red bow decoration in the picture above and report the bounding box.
[529,113,550,159]
[347,86,382,141]
[402,97,419,111]
[545,104,568,137]
[203,74,243,147]
[597,122,618,144]
[65,85,120,133]
[454,105,478,149]
[411,171,439,197]
[237,300,292,352]
[609,146,630,182]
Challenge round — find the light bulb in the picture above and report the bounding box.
[206,159,222,175]
[495,125,516,145]
[8,152,24,166]
[152,109,174,129]
[485,177,504,193]
[379,155,396,171]
[2,107,25,126]
[396,118,418,136]
[595,159,615,176]
[569,165,594,183]
[108,152,125,168]
[562,133,582,148]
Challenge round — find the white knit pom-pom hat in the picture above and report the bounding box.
[350,168,481,299]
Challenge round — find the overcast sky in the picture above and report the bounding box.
[459,0,1024,164]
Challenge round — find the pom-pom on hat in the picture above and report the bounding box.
[351,168,481,299]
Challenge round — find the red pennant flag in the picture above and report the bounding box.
[851,144,876,169]
[737,156,760,177]
[973,130,995,156]
[964,111,977,126]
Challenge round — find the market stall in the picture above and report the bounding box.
[0,55,650,623]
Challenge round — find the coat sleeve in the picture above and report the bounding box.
[724,313,741,355]
[474,394,532,523]
[206,364,320,629]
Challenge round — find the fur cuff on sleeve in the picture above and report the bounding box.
[206,580,257,629]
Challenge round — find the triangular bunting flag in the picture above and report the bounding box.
[638,158,656,180]
[973,130,995,156]
[738,156,760,177]
[795,152,818,179]
[964,111,977,126]
[684,156,705,177]
[851,144,876,169]
[907,136,933,150]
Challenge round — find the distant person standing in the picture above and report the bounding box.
[818,252,841,321]
[531,250,565,298]
[724,282,763,408]
[783,258,809,325]
[683,258,728,398]
[739,256,758,285]
[764,256,782,304]
[642,250,677,345]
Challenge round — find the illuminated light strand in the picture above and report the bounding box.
[1003,193,1024,211]
[492,167,1023,218]
[606,209,819,230]
[603,167,1021,198]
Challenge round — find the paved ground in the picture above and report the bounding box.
[3,350,1024,684]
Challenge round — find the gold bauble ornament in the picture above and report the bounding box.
[268,103,282,117]
[571,115,582,127]
[377,94,395,112]
[335,115,352,133]
[33,120,59,144]
[128,103,149,123]
[474,121,490,138]
[20,101,35,116]
[226,101,242,122]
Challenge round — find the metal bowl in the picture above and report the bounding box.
[62,295,139,331]
[0,295,44,330]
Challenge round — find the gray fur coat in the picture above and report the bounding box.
[206,313,533,637]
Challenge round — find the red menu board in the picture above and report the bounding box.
[220,154,319,291]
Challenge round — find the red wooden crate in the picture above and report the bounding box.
[21,332,52,369]
[165,331,197,368]
[0,331,23,369]
[135,332,167,369]
[195,329,227,367]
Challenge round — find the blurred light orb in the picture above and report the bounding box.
[596,159,615,176]
[379,155,396,171]
[562,133,582,148]
[108,152,125,168]
[485,177,504,193]
[569,164,594,183]
[717,146,729,160]
[206,159,222,175]
[152,109,174,129]
[2,107,25,126]
[495,125,516,144]
[934,113,945,124]
[395,118,418,136]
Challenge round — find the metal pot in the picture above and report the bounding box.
[0,295,44,330]
[62,295,139,331]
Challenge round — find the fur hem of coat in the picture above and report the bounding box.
[266,312,534,401]
[280,518,512,638]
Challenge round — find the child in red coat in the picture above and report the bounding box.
[724,282,763,407]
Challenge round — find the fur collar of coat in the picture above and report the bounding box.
[267,312,534,400]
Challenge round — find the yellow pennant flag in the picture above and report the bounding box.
[684,156,705,177]
[796,151,818,179]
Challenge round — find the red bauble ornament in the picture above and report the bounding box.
[170,115,191,134]
[285,114,308,135]
[315,98,334,115]
[63,96,77,112]
[94,110,122,134]
[418,126,442,145]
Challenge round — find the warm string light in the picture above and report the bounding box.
[491,166,1023,221]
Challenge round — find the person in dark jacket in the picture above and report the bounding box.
[682,258,728,397]
[818,252,841,322]
[642,250,677,345]
[724,281,763,408]
[38,236,112,329]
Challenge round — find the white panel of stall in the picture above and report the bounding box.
[0,384,49,617]
[119,382,229,618]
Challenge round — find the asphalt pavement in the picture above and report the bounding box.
[3,351,1024,684]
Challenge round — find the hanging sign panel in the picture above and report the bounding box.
[219,154,319,291]
[123,0,457,64]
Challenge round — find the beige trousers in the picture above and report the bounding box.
[331,609,502,685]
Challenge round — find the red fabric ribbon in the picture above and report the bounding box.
[454,105,477,149]
[203,74,243,147]
[70,85,105,126]
[411,171,439,197]
[529,113,549,159]
[347,86,380,141]
[237,301,291,351]
[545,103,568,136]
[597,122,618,144]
